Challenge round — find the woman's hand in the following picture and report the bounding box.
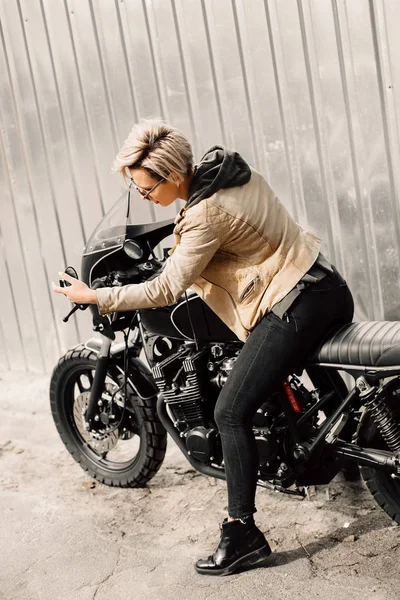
[52,272,97,305]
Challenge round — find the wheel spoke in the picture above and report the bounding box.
[77,370,94,393]
[76,378,85,393]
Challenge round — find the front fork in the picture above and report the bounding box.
[83,314,143,429]
[83,300,118,429]
[85,336,112,429]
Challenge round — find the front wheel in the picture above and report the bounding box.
[49,346,167,487]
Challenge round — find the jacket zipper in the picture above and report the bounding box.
[238,275,260,303]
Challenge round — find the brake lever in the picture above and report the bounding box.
[62,304,80,322]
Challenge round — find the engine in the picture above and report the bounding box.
[150,339,310,473]
[151,342,243,465]
[152,345,210,429]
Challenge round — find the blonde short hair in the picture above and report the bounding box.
[112,118,194,184]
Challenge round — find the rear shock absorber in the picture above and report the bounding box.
[356,376,400,451]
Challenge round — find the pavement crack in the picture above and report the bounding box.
[12,546,63,584]
[12,562,36,583]
[92,547,122,600]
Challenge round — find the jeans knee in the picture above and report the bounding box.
[214,403,243,432]
[214,403,234,431]
[214,403,225,430]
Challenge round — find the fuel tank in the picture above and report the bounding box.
[139,290,240,343]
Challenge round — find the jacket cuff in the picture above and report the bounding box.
[96,287,115,316]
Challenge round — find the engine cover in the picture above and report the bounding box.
[186,426,220,463]
[254,429,279,467]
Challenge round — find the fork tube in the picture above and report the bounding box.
[85,336,112,428]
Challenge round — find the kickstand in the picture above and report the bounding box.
[258,479,306,498]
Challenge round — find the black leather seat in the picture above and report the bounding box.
[309,321,400,367]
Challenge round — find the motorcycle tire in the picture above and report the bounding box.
[49,345,167,487]
[356,386,400,524]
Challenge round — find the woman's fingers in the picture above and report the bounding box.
[52,272,94,304]
[58,271,74,282]
[51,277,96,305]
[52,282,65,294]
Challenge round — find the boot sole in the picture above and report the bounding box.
[195,544,272,576]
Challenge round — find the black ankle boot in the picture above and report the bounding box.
[195,516,272,576]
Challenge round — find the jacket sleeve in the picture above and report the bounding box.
[95,214,222,315]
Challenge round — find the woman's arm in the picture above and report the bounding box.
[52,210,221,312]
[96,215,221,314]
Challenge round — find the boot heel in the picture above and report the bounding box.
[247,544,272,567]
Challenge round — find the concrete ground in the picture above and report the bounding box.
[1,370,400,600]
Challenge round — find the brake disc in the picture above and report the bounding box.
[74,383,119,453]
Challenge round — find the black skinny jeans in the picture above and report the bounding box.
[214,266,354,519]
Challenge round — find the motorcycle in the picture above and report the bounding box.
[50,188,400,524]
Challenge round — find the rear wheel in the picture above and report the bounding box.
[356,379,400,524]
[49,346,167,487]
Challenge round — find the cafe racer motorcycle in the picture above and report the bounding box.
[50,188,400,524]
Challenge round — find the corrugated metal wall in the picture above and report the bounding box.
[1,0,400,372]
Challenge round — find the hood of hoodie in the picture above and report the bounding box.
[185,145,251,209]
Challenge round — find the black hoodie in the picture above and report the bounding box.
[186,145,251,209]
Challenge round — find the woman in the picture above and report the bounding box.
[53,118,354,576]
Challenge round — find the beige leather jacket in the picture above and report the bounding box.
[96,168,321,342]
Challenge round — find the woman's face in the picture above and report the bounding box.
[128,168,180,207]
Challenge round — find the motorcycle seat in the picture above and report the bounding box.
[309,321,400,367]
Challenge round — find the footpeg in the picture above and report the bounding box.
[325,412,349,444]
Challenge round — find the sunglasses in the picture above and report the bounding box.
[129,176,165,200]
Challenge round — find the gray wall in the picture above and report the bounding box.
[1,0,400,372]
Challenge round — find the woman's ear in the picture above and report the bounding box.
[170,172,183,187]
